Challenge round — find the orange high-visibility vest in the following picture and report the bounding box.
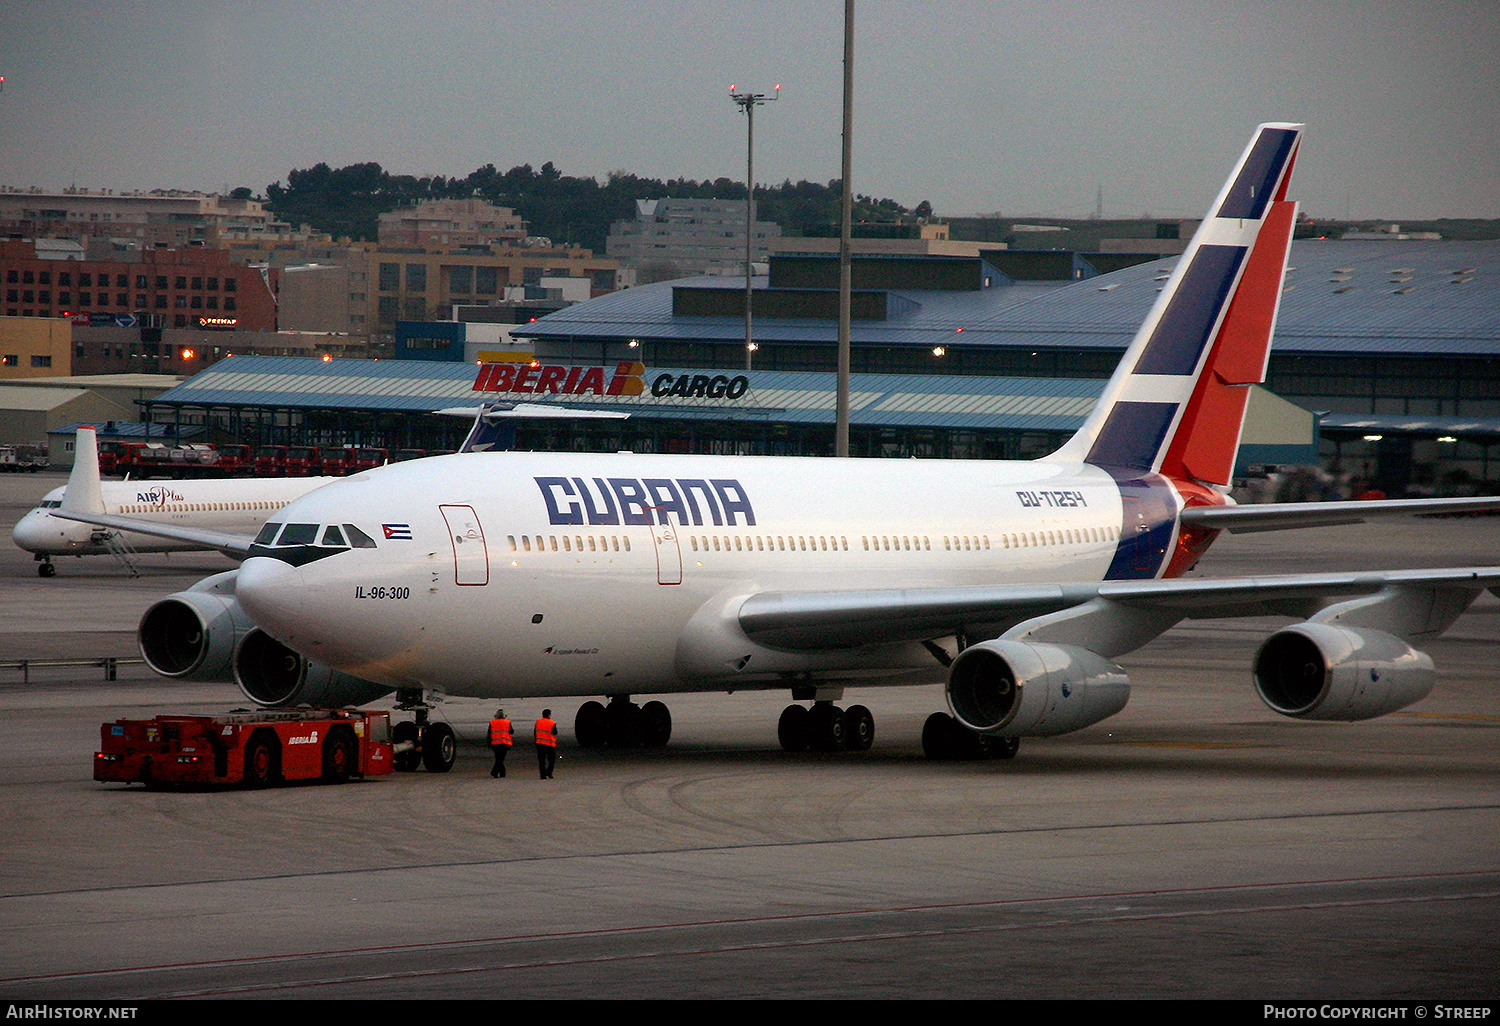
[534,718,558,747]
[489,718,513,745]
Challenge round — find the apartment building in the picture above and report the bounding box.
[0,240,278,331]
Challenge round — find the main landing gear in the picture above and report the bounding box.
[391,688,457,773]
[777,701,875,753]
[574,696,672,749]
[921,712,1019,761]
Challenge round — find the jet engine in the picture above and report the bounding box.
[946,639,1129,736]
[139,570,392,708]
[234,628,393,708]
[1253,623,1434,721]
[138,571,253,682]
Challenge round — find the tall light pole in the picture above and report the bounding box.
[835,0,854,456]
[730,83,778,371]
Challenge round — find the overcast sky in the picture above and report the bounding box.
[1,0,1496,221]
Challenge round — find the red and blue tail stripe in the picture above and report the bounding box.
[1043,123,1303,579]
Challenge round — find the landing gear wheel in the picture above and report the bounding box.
[38,562,55,578]
[575,701,607,748]
[923,713,1009,761]
[922,712,956,761]
[640,701,672,748]
[605,699,641,747]
[808,702,846,752]
[322,731,354,783]
[422,722,457,773]
[778,704,810,752]
[244,734,276,787]
[392,720,421,772]
[843,704,875,751]
[982,735,1020,760]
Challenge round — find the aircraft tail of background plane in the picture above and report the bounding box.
[61,425,106,514]
[1045,123,1302,487]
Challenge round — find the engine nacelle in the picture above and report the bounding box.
[234,628,393,708]
[947,639,1129,737]
[138,571,252,681]
[1253,623,1434,721]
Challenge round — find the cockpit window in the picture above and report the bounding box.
[321,525,347,547]
[278,523,319,546]
[41,500,62,509]
[344,524,377,548]
[253,522,282,545]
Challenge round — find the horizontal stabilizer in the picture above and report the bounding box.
[1180,496,1500,534]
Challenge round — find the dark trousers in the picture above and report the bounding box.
[490,744,510,777]
[536,744,556,779]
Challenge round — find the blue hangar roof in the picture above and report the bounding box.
[147,355,1106,433]
[515,239,1500,358]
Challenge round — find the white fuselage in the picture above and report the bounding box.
[12,477,337,557]
[235,451,1181,699]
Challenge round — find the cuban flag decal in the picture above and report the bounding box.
[382,523,413,540]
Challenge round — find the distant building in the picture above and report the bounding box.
[273,247,616,339]
[377,198,528,247]
[0,239,279,332]
[68,324,341,376]
[767,221,993,259]
[0,187,280,249]
[0,317,70,380]
[607,199,781,281]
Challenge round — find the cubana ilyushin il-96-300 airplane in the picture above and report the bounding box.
[56,123,1500,771]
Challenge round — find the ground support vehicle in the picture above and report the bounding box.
[318,446,357,476]
[114,442,222,479]
[351,447,389,473]
[211,444,254,476]
[253,445,288,476]
[283,446,320,475]
[0,444,48,472]
[94,708,394,788]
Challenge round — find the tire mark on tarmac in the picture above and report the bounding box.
[6,871,1498,998]
[2,801,1497,901]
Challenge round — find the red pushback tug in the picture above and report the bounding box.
[94,708,394,788]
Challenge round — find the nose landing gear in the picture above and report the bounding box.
[390,688,457,773]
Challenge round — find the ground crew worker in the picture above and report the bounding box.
[534,708,558,779]
[488,708,513,778]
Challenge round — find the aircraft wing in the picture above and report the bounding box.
[51,510,255,560]
[737,566,1500,652]
[1180,497,1500,534]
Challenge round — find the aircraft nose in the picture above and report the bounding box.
[11,512,56,553]
[236,555,308,642]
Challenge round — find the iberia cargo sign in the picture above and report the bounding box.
[472,361,645,396]
[471,361,752,402]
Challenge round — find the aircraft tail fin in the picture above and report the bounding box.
[1045,123,1302,487]
[61,426,106,514]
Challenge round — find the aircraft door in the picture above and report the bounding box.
[439,504,490,586]
[649,509,683,586]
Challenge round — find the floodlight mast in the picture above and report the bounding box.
[835,0,854,456]
[730,83,779,370]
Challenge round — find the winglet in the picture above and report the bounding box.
[61,426,106,514]
[1045,123,1302,486]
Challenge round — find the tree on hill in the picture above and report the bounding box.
[264,161,914,249]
